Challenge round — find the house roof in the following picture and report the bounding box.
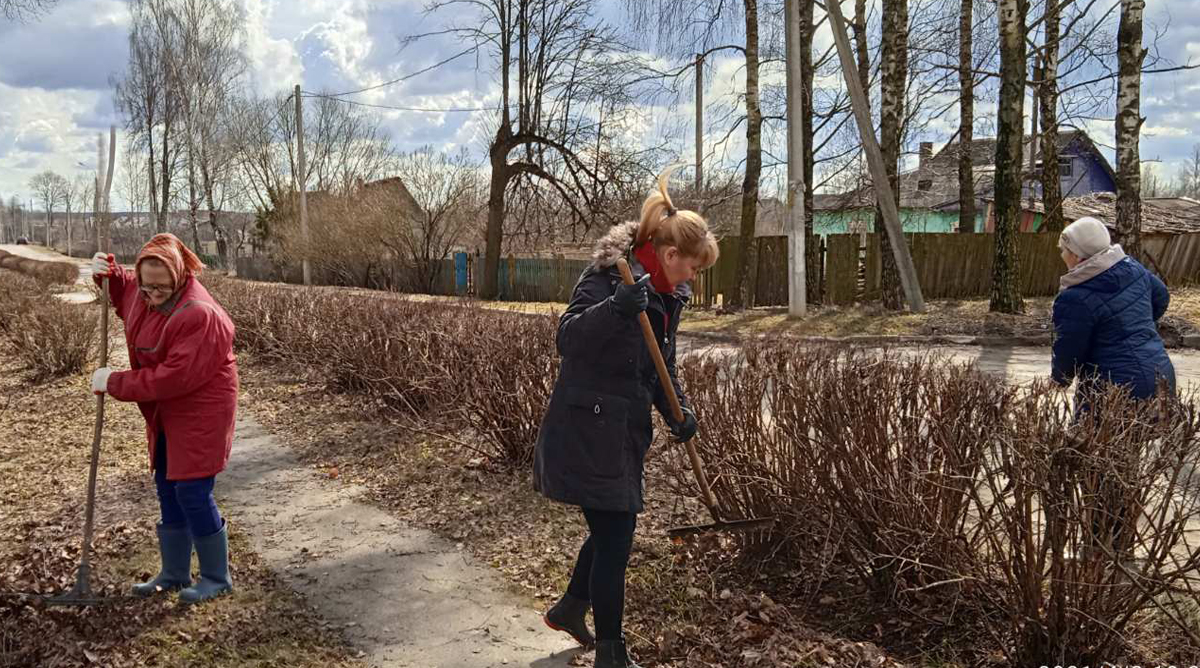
[1003,192,1200,235]
[814,129,1115,214]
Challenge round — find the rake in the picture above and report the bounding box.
[615,258,774,539]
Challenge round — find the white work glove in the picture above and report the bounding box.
[91,252,112,278]
[91,367,113,394]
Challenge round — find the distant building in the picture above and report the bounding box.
[753,130,1118,237]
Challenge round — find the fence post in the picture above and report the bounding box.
[507,253,517,301]
[455,252,468,295]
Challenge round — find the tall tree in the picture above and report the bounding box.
[1038,0,1065,234]
[114,0,182,233]
[1114,0,1145,258]
[800,0,820,304]
[422,0,636,299]
[990,0,1028,314]
[28,171,68,247]
[875,0,907,310]
[729,0,763,309]
[957,0,975,233]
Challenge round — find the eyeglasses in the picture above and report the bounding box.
[139,284,174,295]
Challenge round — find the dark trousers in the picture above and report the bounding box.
[566,508,637,641]
[154,433,222,538]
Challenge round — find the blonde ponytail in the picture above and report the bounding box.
[635,165,720,269]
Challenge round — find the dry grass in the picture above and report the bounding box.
[678,297,1059,339]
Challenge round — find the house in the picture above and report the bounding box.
[795,130,1117,237]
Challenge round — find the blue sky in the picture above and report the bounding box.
[0,0,1196,211]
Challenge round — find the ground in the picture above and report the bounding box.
[0,343,363,668]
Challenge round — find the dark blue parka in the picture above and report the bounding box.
[1052,256,1175,400]
[533,221,690,513]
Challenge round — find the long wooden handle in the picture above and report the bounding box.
[616,258,719,517]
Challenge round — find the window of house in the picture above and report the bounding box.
[1059,158,1073,178]
[917,179,933,191]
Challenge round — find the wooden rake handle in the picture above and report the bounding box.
[615,258,720,517]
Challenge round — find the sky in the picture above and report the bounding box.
[0,0,1197,212]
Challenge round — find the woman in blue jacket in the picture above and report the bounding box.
[1053,216,1175,559]
[1052,216,1175,403]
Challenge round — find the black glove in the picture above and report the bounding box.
[611,273,651,318]
[669,406,698,443]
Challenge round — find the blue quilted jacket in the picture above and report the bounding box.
[1051,256,1175,398]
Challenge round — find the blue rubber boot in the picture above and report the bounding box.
[178,521,232,603]
[132,523,193,597]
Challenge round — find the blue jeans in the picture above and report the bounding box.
[154,433,222,538]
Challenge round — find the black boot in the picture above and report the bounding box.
[595,637,642,668]
[543,593,595,647]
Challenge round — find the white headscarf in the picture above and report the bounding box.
[1059,216,1112,260]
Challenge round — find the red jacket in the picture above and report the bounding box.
[96,268,238,480]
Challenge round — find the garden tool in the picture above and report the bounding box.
[615,258,774,539]
[44,280,113,607]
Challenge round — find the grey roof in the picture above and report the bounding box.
[1014,192,1200,235]
[813,129,1114,214]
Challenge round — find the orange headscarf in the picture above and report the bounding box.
[135,233,205,290]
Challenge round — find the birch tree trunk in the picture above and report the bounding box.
[730,0,762,309]
[1039,0,1065,234]
[957,0,975,233]
[801,0,820,303]
[1115,0,1145,259]
[990,0,1028,314]
[876,0,907,310]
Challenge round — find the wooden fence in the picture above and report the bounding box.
[233,231,1200,307]
[693,231,1200,308]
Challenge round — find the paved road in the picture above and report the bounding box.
[224,417,579,668]
[679,338,1200,392]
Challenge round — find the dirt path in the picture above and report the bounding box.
[221,416,579,668]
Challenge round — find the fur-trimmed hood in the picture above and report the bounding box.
[589,220,692,301]
[591,221,640,270]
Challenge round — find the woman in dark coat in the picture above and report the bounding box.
[533,169,719,668]
[1052,216,1175,402]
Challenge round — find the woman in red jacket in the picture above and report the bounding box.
[90,233,238,604]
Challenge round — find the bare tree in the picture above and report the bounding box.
[114,0,184,233]
[1176,144,1200,198]
[957,0,976,233]
[380,147,480,292]
[728,0,763,309]
[990,0,1028,314]
[1,0,55,21]
[418,0,639,299]
[28,171,68,248]
[874,0,908,311]
[1113,0,1145,258]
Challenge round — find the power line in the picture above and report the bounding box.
[317,47,479,98]
[300,90,500,114]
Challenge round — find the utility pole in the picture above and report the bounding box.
[695,54,704,197]
[295,85,312,286]
[824,0,925,312]
[785,0,807,316]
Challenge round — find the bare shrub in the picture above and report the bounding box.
[966,383,1200,664]
[0,271,97,380]
[205,278,555,466]
[0,253,79,286]
[682,340,1200,662]
[455,311,558,467]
